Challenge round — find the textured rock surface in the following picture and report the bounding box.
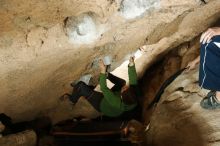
[145,66,220,146]
[0,130,37,146]
[0,0,220,123]
[140,36,200,121]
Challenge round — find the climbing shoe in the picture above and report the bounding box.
[200,91,220,109]
[206,90,215,98]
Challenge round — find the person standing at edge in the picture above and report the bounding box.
[186,27,220,109]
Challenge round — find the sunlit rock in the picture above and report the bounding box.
[120,0,160,19]
[64,13,104,44]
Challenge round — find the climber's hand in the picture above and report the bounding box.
[200,27,220,44]
[129,56,135,66]
[139,45,147,52]
[99,59,106,74]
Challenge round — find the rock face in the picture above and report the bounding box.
[139,35,208,124]
[0,130,37,146]
[146,66,220,146]
[0,0,220,124]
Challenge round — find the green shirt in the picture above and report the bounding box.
[99,65,138,117]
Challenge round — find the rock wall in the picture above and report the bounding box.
[140,37,200,120]
[0,0,220,123]
[145,65,220,146]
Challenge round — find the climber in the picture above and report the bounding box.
[186,27,220,109]
[62,56,140,118]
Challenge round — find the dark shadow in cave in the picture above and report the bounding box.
[147,67,186,109]
[0,113,53,146]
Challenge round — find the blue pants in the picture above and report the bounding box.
[199,35,220,91]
